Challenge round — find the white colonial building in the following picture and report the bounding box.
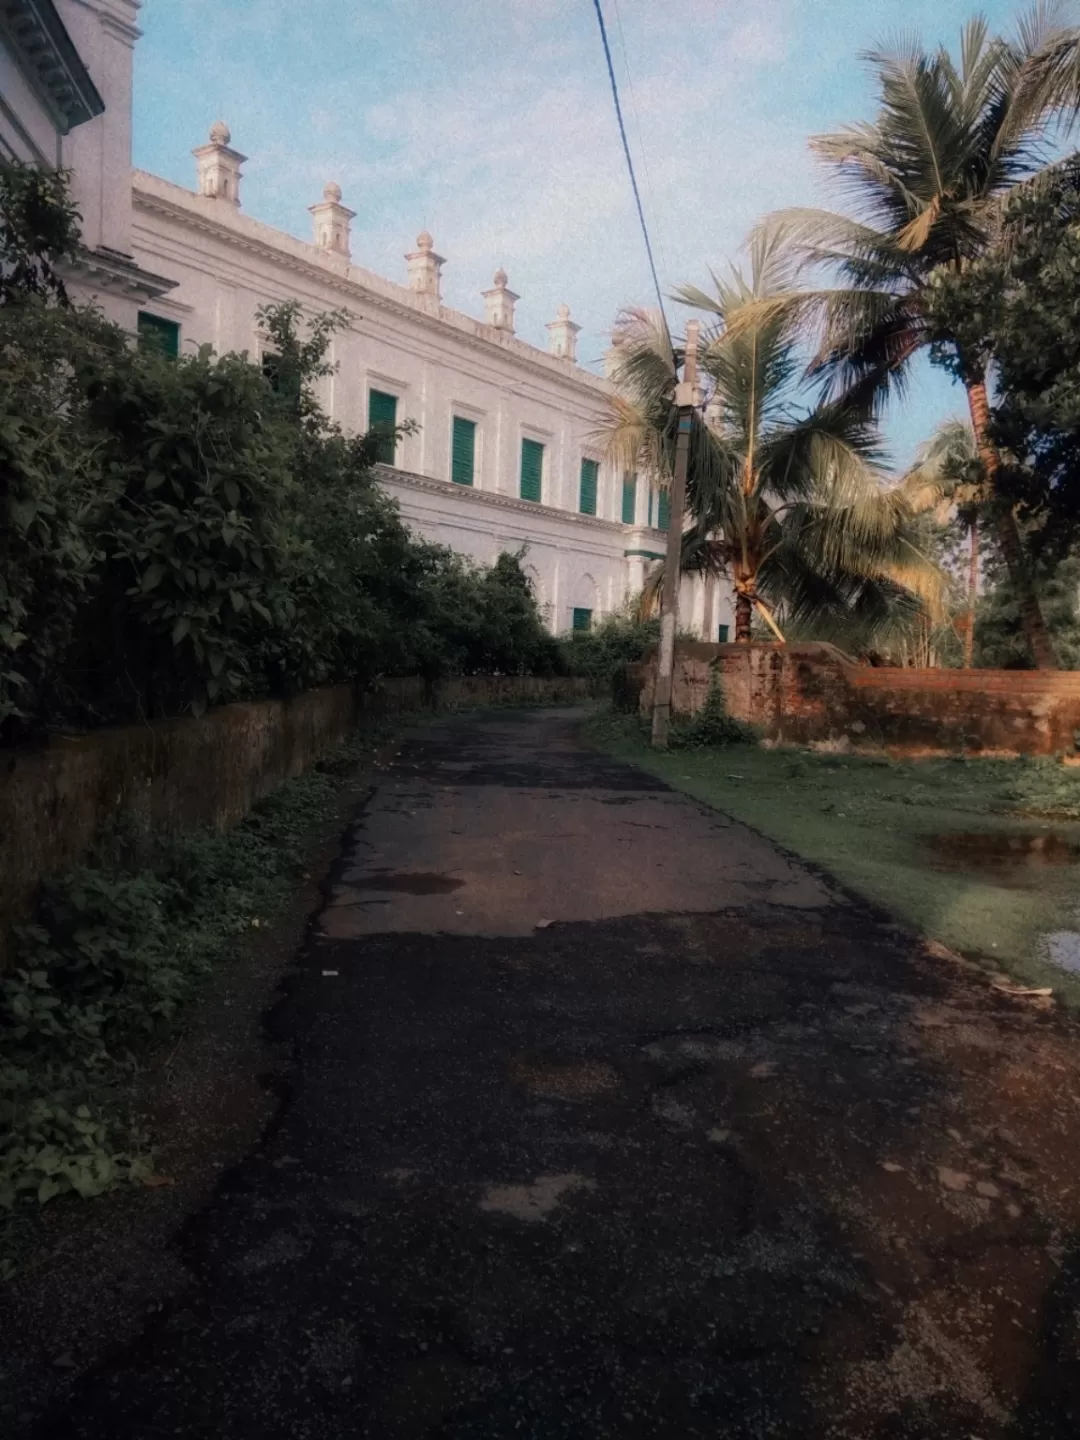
[2,0,733,639]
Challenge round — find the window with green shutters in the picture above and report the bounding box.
[520,437,543,502]
[572,607,593,632]
[657,488,671,531]
[137,311,179,358]
[621,472,637,524]
[451,416,476,486]
[579,457,598,516]
[718,624,730,643]
[368,389,398,465]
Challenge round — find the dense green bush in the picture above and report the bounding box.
[0,296,556,738]
[669,671,756,749]
[0,748,367,1211]
[557,611,661,684]
[974,550,1080,671]
[0,173,558,741]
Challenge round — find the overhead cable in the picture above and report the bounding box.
[590,0,672,342]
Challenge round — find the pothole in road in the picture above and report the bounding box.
[509,1056,619,1101]
[479,1173,596,1221]
[348,871,464,894]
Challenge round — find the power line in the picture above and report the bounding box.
[590,0,671,340]
[610,0,669,281]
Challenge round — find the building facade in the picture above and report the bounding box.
[3,0,734,639]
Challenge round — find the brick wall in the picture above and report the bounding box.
[629,643,1080,757]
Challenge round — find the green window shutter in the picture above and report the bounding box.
[717,624,730,643]
[451,416,476,485]
[579,457,598,515]
[368,389,398,465]
[137,311,179,358]
[520,438,543,502]
[572,607,593,632]
[621,471,637,524]
[657,488,671,531]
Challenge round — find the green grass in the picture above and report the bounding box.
[587,710,1080,1001]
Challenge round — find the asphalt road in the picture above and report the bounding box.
[36,708,1080,1438]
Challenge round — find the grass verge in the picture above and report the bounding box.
[587,709,1080,1003]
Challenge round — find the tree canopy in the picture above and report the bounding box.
[605,237,944,649]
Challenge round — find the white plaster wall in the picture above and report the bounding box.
[55,0,140,257]
[376,467,630,634]
[0,41,60,162]
[1,3,729,641]
[127,177,652,633]
[125,158,729,638]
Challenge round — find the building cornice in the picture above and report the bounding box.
[131,171,615,404]
[0,0,104,132]
[93,0,141,47]
[61,244,177,302]
[134,217,608,423]
[375,464,628,535]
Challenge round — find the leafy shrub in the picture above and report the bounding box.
[669,671,756,749]
[0,159,80,305]
[0,758,351,1212]
[0,168,559,741]
[558,611,662,685]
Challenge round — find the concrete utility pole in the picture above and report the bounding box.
[651,320,700,749]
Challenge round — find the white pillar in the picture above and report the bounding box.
[57,0,141,255]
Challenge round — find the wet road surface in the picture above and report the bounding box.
[37,709,1080,1437]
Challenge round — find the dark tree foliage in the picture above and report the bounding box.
[0,160,81,306]
[975,549,1080,671]
[927,157,1080,555]
[0,166,559,742]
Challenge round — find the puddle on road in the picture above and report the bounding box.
[926,831,1080,887]
[1041,930,1080,974]
[349,871,464,895]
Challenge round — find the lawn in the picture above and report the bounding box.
[586,710,1080,1001]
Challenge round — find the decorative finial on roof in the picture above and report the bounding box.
[194,123,246,205]
[483,269,519,333]
[405,230,445,300]
[547,302,581,361]
[309,180,356,259]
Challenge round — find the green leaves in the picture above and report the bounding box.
[0,158,82,307]
[1,195,559,744]
[0,759,354,1215]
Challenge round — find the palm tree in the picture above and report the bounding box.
[603,237,944,647]
[745,9,1072,666]
[899,419,984,666]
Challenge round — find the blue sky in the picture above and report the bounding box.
[133,0,1025,467]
